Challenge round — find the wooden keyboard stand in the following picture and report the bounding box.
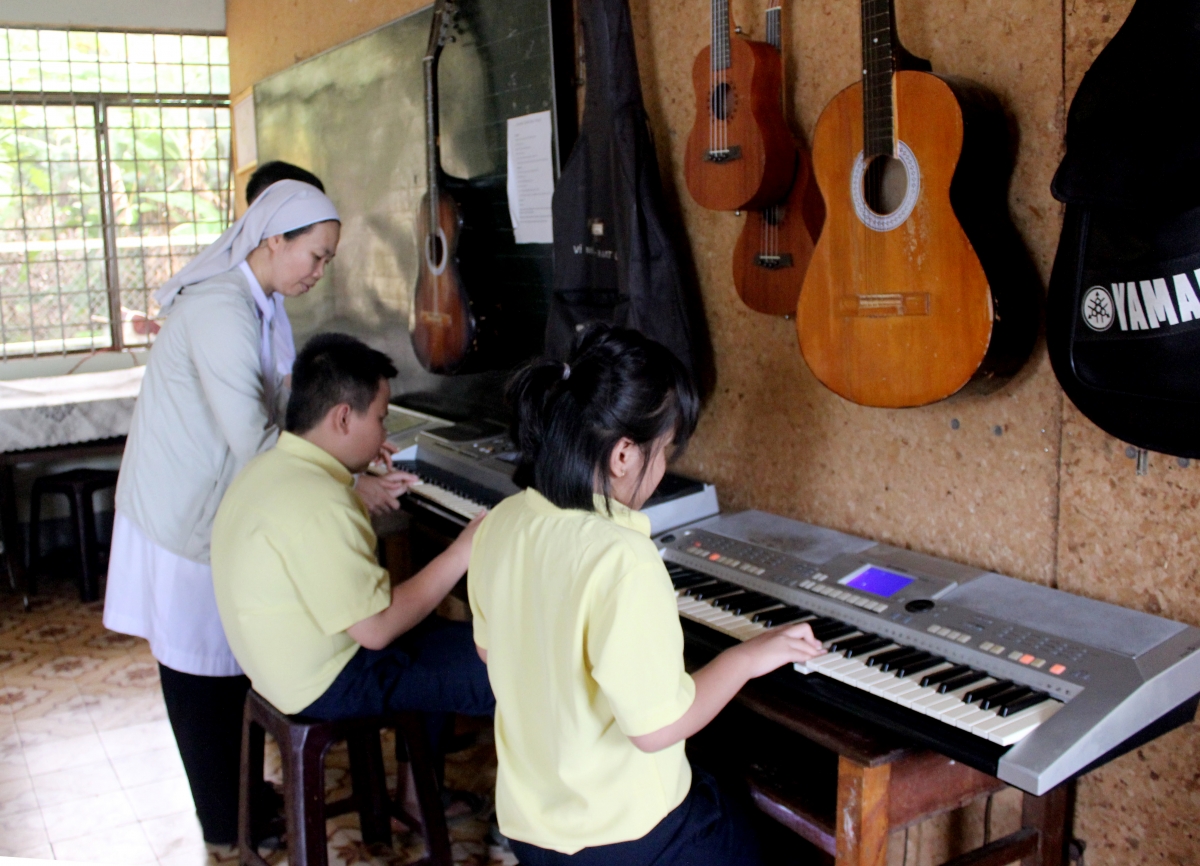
[685,642,1073,866]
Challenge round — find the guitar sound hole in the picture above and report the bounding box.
[863,154,908,216]
[710,83,736,121]
[426,233,445,269]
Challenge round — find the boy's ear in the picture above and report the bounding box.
[327,402,353,433]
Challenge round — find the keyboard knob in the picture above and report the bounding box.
[905,599,935,613]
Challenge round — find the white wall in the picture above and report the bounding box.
[0,0,225,33]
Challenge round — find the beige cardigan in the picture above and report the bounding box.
[116,267,284,564]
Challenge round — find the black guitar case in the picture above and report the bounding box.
[1047,0,1200,457]
[546,0,707,386]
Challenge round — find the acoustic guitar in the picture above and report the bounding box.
[684,0,795,212]
[731,4,824,317]
[795,0,1037,407]
[411,0,475,374]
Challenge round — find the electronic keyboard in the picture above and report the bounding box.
[392,423,720,535]
[659,511,1200,796]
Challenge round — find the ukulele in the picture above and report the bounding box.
[731,4,825,317]
[411,0,475,374]
[795,0,1037,407]
[683,0,796,212]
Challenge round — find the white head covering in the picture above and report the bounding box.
[154,179,340,312]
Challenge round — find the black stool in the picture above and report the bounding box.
[239,690,453,866]
[28,468,119,602]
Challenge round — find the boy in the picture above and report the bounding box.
[211,333,492,727]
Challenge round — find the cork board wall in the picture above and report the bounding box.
[226,0,1199,863]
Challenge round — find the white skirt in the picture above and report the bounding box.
[103,511,243,677]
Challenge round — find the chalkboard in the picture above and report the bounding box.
[254,0,575,420]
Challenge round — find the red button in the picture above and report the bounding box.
[708,553,721,561]
[1049,663,1067,675]
[1019,654,1035,665]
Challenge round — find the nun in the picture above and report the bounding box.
[103,179,415,845]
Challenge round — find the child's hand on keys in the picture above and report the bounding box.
[733,621,826,679]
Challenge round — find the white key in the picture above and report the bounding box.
[919,679,997,718]
[411,484,485,519]
[988,701,1062,746]
[954,706,1001,731]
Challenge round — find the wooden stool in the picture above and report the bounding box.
[238,690,453,866]
[28,468,119,602]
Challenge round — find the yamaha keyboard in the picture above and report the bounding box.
[660,511,1200,795]
[391,422,720,535]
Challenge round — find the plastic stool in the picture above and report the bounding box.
[28,468,119,602]
[239,689,453,866]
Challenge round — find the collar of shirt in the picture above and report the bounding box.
[238,260,274,325]
[523,487,651,537]
[276,431,354,487]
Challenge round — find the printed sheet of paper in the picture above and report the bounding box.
[506,110,555,244]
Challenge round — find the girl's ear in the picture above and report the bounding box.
[608,437,638,479]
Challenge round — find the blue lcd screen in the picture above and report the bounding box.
[842,566,915,598]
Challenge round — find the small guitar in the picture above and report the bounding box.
[731,4,824,317]
[683,0,795,212]
[411,0,475,374]
[795,0,1037,407]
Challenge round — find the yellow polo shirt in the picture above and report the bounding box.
[468,488,695,853]
[211,432,390,713]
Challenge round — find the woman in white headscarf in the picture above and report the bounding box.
[103,179,415,846]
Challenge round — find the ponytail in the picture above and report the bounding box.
[506,324,699,512]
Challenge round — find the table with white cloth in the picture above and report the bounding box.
[0,366,145,607]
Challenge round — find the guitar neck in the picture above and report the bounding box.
[424,1,450,237]
[860,0,897,158]
[711,0,731,71]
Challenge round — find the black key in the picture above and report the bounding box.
[963,680,1015,705]
[680,579,719,595]
[919,664,971,688]
[880,650,930,673]
[829,633,879,653]
[844,637,893,658]
[689,581,740,600]
[719,591,763,609]
[893,655,945,678]
[724,594,779,615]
[999,692,1052,717]
[753,607,809,626]
[866,646,916,667]
[709,590,750,607]
[671,574,713,590]
[937,670,988,694]
[665,562,690,573]
[981,686,1032,711]
[812,623,858,642]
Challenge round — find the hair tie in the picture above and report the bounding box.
[561,363,571,381]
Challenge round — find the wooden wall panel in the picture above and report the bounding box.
[226,0,1200,862]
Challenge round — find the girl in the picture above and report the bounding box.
[468,325,825,865]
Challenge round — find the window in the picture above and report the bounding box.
[0,29,232,357]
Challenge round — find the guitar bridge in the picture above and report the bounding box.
[704,146,742,163]
[753,253,793,270]
[838,293,931,317]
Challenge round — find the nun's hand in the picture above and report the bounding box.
[355,470,419,515]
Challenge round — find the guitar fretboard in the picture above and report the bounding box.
[711,0,731,70]
[860,0,896,158]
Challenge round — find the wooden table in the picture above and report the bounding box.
[685,631,1072,866]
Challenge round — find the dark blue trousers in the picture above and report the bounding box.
[508,767,762,866]
[301,617,494,759]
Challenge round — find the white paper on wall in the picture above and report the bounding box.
[505,110,555,244]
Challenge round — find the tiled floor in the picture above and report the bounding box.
[0,573,510,866]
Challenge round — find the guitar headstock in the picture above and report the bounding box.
[425,0,458,59]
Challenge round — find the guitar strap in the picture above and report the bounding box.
[1047,0,1200,457]
[546,0,709,389]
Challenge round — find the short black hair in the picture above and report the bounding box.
[507,324,699,512]
[246,160,325,205]
[286,333,398,434]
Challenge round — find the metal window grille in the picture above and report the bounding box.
[0,28,232,358]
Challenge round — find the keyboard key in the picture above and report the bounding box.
[844,637,893,658]
[999,691,1052,717]
[867,646,917,668]
[937,670,988,694]
[980,686,1032,711]
[919,664,970,688]
[828,633,879,652]
[893,655,945,678]
[963,680,1015,705]
[753,607,809,626]
[879,650,931,673]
